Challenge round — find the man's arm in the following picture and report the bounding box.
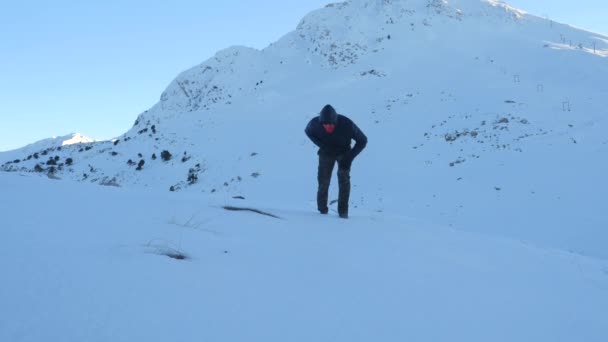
[339,122,367,170]
[350,123,367,158]
[305,119,325,149]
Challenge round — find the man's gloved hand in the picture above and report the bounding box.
[338,153,353,170]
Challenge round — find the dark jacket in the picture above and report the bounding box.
[305,114,367,159]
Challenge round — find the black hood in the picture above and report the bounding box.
[319,104,338,124]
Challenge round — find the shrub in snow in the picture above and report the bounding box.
[127,159,136,166]
[181,152,191,163]
[34,164,44,173]
[151,153,157,160]
[65,158,73,166]
[187,169,198,184]
[100,177,120,187]
[162,250,188,260]
[161,150,172,161]
[136,159,145,171]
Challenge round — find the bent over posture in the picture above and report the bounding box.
[305,104,367,218]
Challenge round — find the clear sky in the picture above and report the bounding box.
[0,0,606,152]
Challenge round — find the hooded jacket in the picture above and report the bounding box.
[305,114,367,159]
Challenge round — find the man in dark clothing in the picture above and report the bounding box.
[305,104,368,218]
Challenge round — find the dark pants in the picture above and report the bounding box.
[317,153,350,215]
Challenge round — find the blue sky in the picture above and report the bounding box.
[0,0,606,152]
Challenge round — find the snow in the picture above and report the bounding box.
[2,0,608,340]
[1,171,607,341]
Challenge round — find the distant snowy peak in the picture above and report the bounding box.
[30,133,95,149]
[0,133,95,164]
[2,133,93,155]
[58,133,95,146]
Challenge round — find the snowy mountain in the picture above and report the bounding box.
[2,0,607,255]
[2,1,608,341]
[0,133,94,162]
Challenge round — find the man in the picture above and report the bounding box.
[305,104,368,218]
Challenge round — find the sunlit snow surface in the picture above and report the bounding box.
[1,172,607,341]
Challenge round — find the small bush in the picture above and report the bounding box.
[127,159,136,166]
[65,158,73,165]
[151,153,157,160]
[187,168,198,184]
[113,140,120,146]
[163,250,188,260]
[161,150,172,161]
[34,164,44,172]
[136,159,145,171]
[181,151,191,163]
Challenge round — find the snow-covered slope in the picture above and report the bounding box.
[1,171,607,342]
[2,0,607,256]
[0,133,94,162]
